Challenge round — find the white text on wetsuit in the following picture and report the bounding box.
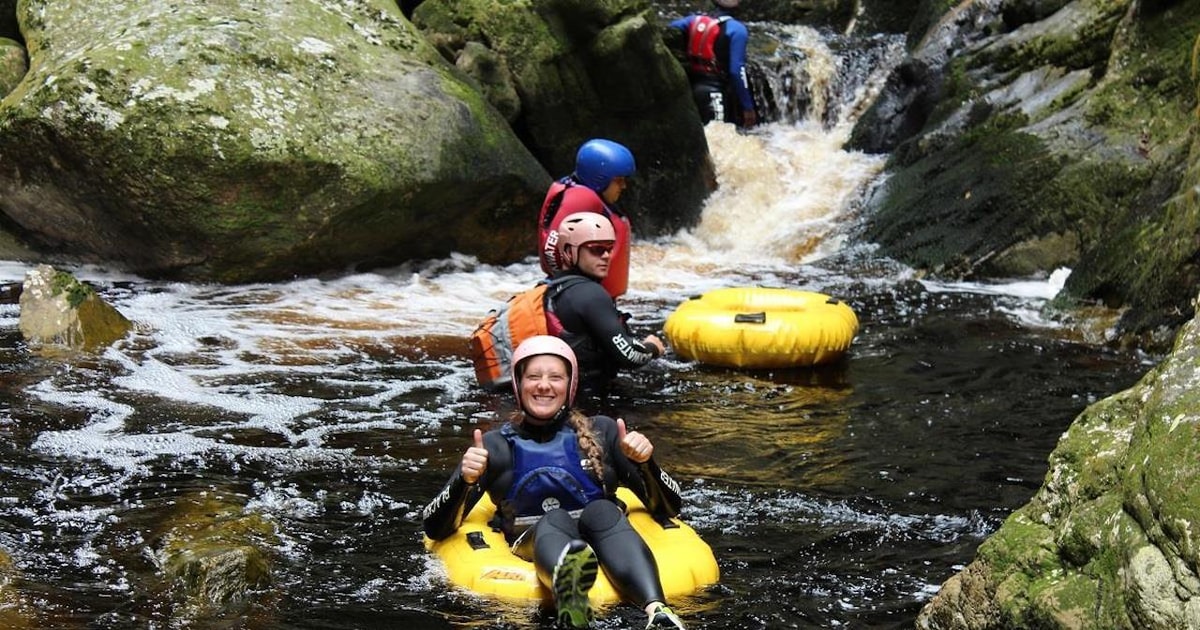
[611,334,654,363]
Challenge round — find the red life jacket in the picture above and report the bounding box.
[537,180,631,299]
[686,15,730,76]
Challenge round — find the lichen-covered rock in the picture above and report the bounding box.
[0,0,549,282]
[18,264,132,352]
[851,0,1200,345]
[917,292,1200,629]
[0,36,24,98]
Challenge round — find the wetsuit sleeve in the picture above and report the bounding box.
[634,458,683,521]
[725,20,755,111]
[421,471,481,540]
[668,15,693,31]
[598,416,683,520]
[420,430,506,540]
[569,282,659,369]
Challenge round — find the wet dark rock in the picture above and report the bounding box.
[850,0,1200,347]
[154,494,279,616]
[412,0,713,236]
[0,549,34,629]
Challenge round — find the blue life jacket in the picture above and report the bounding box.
[502,424,605,529]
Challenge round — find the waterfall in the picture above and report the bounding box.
[636,25,907,284]
[749,24,905,128]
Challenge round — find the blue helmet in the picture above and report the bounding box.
[574,139,636,193]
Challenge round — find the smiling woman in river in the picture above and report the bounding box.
[422,335,688,629]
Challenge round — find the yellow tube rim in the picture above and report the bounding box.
[664,288,859,368]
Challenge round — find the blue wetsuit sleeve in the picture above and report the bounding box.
[668,15,692,31]
[725,20,755,111]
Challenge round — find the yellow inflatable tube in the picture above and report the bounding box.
[665,287,858,368]
[424,487,719,604]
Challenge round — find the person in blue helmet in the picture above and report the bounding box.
[539,139,636,299]
[422,335,688,629]
[668,0,758,129]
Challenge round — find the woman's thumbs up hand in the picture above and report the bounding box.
[461,428,489,484]
[618,418,653,464]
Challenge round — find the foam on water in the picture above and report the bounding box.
[920,267,1073,328]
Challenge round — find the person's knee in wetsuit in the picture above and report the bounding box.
[532,500,666,607]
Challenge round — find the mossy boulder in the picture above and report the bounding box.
[917,293,1200,629]
[0,35,23,97]
[0,0,549,282]
[851,0,1200,345]
[18,264,132,352]
[413,0,712,234]
[154,493,279,615]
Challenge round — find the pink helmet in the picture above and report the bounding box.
[511,335,579,410]
[555,212,615,268]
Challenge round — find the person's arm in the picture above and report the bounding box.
[421,471,481,540]
[667,15,693,32]
[725,20,757,123]
[571,282,662,368]
[603,416,683,520]
[420,429,500,540]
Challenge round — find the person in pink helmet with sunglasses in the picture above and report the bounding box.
[422,336,687,629]
[545,212,665,401]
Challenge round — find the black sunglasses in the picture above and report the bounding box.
[582,243,614,256]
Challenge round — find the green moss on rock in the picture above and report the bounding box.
[156,494,279,608]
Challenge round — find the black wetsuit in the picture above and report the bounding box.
[422,414,683,607]
[548,270,661,395]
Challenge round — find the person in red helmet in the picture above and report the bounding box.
[422,335,688,629]
[546,212,664,399]
[669,0,759,129]
[538,139,636,299]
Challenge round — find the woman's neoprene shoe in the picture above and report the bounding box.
[646,602,686,629]
[552,539,598,628]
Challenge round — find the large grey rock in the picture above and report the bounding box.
[0,0,549,282]
[917,292,1200,629]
